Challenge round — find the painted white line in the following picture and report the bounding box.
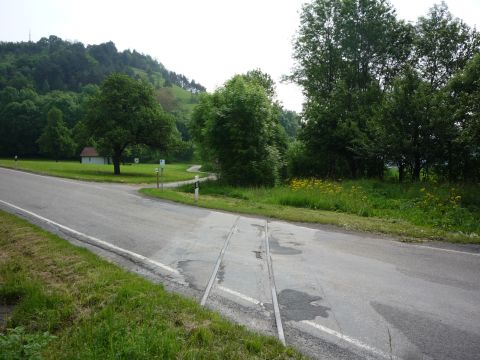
[0,199,180,276]
[302,320,401,360]
[200,217,239,306]
[265,221,286,346]
[411,244,480,257]
[216,285,262,306]
[0,166,110,190]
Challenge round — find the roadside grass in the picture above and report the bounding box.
[140,179,480,244]
[0,159,203,184]
[0,210,303,359]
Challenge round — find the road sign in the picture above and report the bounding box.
[160,159,165,168]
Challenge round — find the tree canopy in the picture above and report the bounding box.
[37,107,76,161]
[191,72,287,186]
[0,36,206,162]
[0,36,205,93]
[291,0,480,181]
[85,73,177,174]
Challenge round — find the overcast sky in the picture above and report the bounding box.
[1,0,479,112]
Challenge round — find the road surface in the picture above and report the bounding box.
[1,167,479,360]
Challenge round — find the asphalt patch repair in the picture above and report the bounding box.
[278,289,330,321]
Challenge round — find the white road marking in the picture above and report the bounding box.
[0,166,211,191]
[200,217,239,306]
[302,320,402,360]
[0,166,112,190]
[0,199,180,276]
[216,285,262,306]
[411,244,480,256]
[4,168,478,258]
[265,221,286,346]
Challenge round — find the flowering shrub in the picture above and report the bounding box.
[286,178,371,216]
[290,178,342,194]
[418,187,462,211]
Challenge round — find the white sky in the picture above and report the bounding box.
[1,0,479,112]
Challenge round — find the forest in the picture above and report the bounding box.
[0,35,206,161]
[288,1,480,182]
[1,1,479,184]
[0,35,300,164]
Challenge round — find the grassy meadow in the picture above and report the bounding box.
[0,159,202,184]
[141,178,480,244]
[0,210,302,359]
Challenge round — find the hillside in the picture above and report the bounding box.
[0,35,205,94]
[0,36,205,159]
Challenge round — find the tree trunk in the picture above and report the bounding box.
[113,152,121,175]
[412,157,421,181]
[398,162,405,183]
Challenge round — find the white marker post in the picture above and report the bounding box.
[160,159,165,191]
[155,168,159,189]
[194,175,199,202]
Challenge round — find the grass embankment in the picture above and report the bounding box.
[0,210,302,359]
[0,160,202,184]
[141,179,480,244]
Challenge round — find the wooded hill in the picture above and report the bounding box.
[0,36,206,160]
[0,35,205,94]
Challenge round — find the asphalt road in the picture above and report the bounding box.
[1,167,479,360]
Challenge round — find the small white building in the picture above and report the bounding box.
[80,147,111,165]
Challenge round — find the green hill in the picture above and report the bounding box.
[0,36,205,159]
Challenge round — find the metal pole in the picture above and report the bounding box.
[156,169,159,189]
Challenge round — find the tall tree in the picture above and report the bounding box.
[380,67,432,181]
[191,72,285,186]
[85,73,176,175]
[444,54,480,180]
[415,2,480,90]
[0,87,44,157]
[292,0,410,178]
[37,107,76,161]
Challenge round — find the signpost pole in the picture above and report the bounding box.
[194,175,199,202]
[160,159,165,192]
[156,169,159,189]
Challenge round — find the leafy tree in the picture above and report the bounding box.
[37,107,76,160]
[0,87,44,156]
[444,54,480,180]
[380,67,432,181]
[72,120,95,154]
[406,2,480,180]
[415,2,480,90]
[292,0,411,178]
[278,109,300,140]
[243,69,276,99]
[191,72,285,186]
[85,73,176,175]
[40,91,81,128]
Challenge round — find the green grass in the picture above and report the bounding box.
[0,159,203,184]
[0,210,303,359]
[141,179,480,244]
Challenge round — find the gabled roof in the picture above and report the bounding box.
[80,147,99,157]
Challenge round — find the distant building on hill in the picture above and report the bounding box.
[80,147,111,165]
